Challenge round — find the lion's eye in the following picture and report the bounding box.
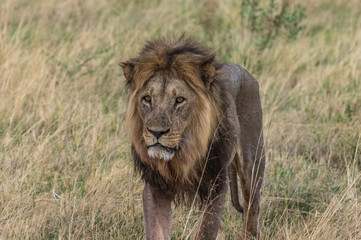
[143,95,151,103]
[175,97,185,104]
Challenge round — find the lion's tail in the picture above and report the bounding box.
[228,163,244,213]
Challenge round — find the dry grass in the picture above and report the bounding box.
[0,0,360,239]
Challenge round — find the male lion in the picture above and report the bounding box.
[121,35,265,239]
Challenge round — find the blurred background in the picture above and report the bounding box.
[0,0,360,239]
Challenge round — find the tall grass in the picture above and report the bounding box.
[0,0,360,239]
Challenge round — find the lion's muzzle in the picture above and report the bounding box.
[144,128,179,161]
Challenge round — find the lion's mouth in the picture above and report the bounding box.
[147,143,176,161]
[147,143,175,154]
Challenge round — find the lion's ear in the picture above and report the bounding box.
[120,61,135,88]
[201,63,216,90]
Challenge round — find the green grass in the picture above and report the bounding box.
[0,0,360,239]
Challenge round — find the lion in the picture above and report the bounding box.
[121,35,265,239]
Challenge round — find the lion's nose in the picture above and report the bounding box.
[147,128,170,139]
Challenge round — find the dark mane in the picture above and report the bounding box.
[122,34,222,92]
[123,35,234,205]
[139,34,216,66]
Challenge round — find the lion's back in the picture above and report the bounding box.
[221,63,257,99]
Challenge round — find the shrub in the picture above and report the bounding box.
[240,0,306,50]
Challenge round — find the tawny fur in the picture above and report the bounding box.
[121,35,265,239]
[123,35,221,184]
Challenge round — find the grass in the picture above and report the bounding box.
[0,0,360,239]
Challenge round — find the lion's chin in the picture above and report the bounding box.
[147,146,175,162]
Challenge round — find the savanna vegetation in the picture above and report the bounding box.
[0,0,360,239]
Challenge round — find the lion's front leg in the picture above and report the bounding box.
[142,183,172,240]
[195,175,227,240]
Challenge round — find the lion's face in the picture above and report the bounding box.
[137,72,196,161]
[122,35,221,180]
